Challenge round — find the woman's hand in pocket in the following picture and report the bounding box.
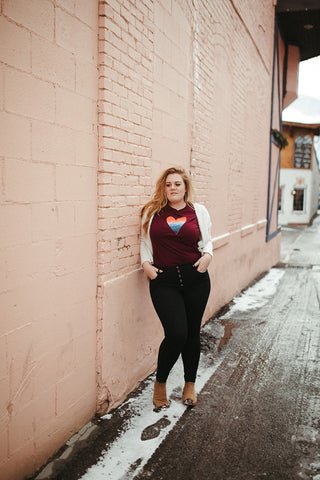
[142,261,163,280]
[193,253,212,273]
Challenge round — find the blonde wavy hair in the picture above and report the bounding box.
[141,166,194,236]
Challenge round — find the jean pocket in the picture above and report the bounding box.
[196,268,207,274]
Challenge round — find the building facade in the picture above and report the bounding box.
[279,122,320,225]
[1,1,316,478]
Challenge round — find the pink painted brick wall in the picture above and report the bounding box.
[1,0,284,477]
[190,0,272,216]
[0,1,98,479]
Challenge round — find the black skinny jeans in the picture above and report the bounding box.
[149,263,211,383]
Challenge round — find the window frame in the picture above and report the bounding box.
[293,135,312,169]
[292,187,306,213]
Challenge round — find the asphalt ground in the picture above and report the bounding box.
[31,216,320,480]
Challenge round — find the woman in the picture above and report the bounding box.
[140,167,212,410]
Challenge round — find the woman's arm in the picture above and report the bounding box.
[140,212,154,264]
[195,203,213,257]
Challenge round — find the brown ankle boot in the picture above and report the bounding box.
[183,382,197,407]
[153,380,169,409]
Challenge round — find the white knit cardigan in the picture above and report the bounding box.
[140,202,213,266]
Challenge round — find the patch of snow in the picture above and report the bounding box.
[292,425,318,444]
[100,413,112,420]
[220,268,284,318]
[80,352,223,480]
[281,227,300,232]
[282,95,320,124]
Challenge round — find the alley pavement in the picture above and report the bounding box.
[31,216,320,480]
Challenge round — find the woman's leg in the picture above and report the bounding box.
[150,283,188,383]
[181,273,211,382]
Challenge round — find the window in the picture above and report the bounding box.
[292,188,304,211]
[294,135,312,168]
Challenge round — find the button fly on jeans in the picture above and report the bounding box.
[176,265,184,287]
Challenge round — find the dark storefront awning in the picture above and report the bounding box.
[276,0,320,60]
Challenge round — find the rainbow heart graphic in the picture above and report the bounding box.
[166,216,187,234]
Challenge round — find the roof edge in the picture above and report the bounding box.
[283,121,320,130]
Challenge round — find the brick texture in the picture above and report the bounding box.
[0,1,98,479]
[190,0,274,234]
[97,0,153,286]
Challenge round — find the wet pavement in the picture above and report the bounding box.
[31,216,320,480]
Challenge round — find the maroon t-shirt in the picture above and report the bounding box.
[150,204,201,267]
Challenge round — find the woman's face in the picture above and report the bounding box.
[165,173,186,207]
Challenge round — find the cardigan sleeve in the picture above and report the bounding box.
[140,213,154,266]
[195,203,213,257]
